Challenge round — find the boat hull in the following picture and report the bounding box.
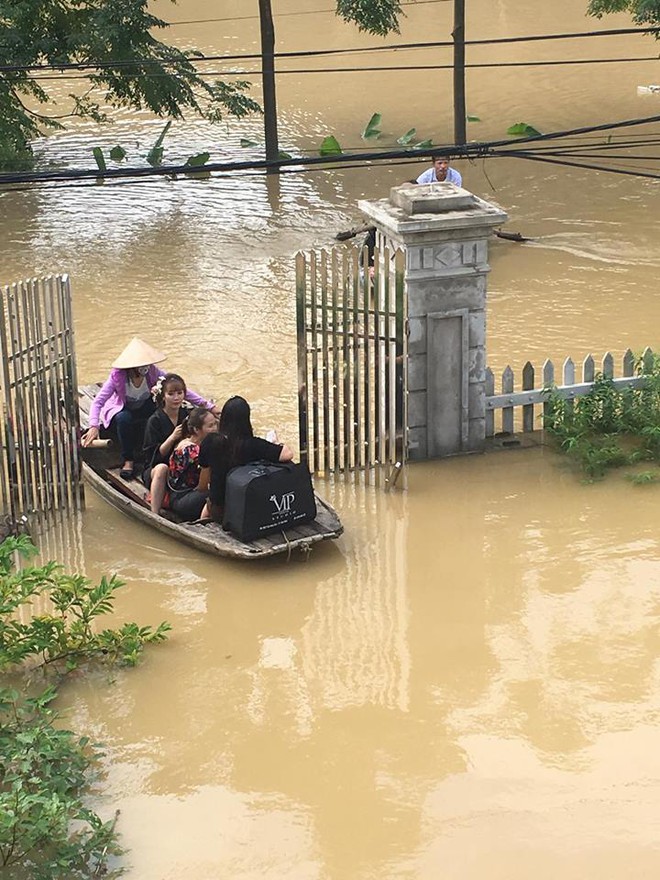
[79,385,343,560]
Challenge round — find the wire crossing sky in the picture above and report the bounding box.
[2,114,660,192]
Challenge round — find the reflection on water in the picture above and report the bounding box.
[32,507,86,574]
[6,0,660,875]
[300,482,410,714]
[46,451,660,879]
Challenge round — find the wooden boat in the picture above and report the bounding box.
[78,384,343,560]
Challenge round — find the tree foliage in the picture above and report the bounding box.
[0,0,261,169]
[0,534,170,877]
[0,688,123,879]
[587,0,660,26]
[0,534,170,672]
[335,0,404,36]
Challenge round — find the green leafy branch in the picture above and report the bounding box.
[544,355,660,480]
[0,535,171,877]
[0,537,169,674]
[0,687,122,878]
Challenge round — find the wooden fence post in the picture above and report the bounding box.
[502,366,514,434]
[522,361,534,432]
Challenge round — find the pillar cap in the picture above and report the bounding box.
[390,182,477,215]
[358,185,508,239]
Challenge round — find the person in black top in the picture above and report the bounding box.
[198,395,293,520]
[143,373,197,514]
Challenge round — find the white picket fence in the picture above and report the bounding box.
[485,347,655,437]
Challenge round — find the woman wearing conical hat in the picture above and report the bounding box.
[82,337,219,480]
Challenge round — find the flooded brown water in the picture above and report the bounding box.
[3,0,660,876]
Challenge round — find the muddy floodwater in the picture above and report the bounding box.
[2,0,660,876]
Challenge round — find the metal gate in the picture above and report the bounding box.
[0,274,83,520]
[295,245,407,488]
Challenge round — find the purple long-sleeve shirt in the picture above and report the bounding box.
[88,366,212,428]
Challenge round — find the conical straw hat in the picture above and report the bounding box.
[112,337,167,369]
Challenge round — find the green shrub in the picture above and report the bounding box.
[543,356,660,480]
[0,535,170,878]
[0,534,170,673]
[0,687,122,878]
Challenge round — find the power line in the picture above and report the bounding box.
[35,131,660,164]
[26,55,660,82]
[2,113,660,188]
[502,150,660,179]
[2,148,659,196]
[0,155,429,195]
[25,134,660,173]
[163,0,452,26]
[503,138,660,155]
[1,27,659,74]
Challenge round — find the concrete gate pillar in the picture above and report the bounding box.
[359,184,507,460]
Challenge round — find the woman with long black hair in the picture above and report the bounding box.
[198,396,293,520]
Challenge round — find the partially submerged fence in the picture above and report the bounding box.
[0,275,83,521]
[486,347,653,437]
[295,245,407,487]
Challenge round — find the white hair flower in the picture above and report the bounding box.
[151,375,166,402]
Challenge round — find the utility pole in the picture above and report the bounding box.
[258,0,279,172]
[453,0,466,146]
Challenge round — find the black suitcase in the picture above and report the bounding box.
[222,461,317,542]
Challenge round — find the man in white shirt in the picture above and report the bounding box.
[416,155,462,187]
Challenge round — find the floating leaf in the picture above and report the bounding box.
[278,150,293,160]
[146,120,172,166]
[319,135,343,157]
[397,128,417,145]
[414,139,433,149]
[507,122,542,137]
[185,152,210,167]
[109,145,126,162]
[91,147,106,172]
[152,120,172,150]
[183,152,211,178]
[146,147,164,167]
[467,114,481,122]
[362,112,382,140]
[240,138,260,148]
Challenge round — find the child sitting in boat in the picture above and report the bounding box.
[198,395,293,521]
[143,373,192,515]
[167,407,218,521]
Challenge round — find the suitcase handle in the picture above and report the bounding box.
[243,459,299,477]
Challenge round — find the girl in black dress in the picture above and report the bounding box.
[143,373,191,514]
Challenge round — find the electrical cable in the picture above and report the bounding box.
[498,150,660,179]
[20,125,660,168]
[0,155,431,195]
[31,130,660,164]
[3,112,660,188]
[163,0,453,26]
[24,54,660,82]
[1,26,659,73]
[3,148,660,196]
[0,149,655,196]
